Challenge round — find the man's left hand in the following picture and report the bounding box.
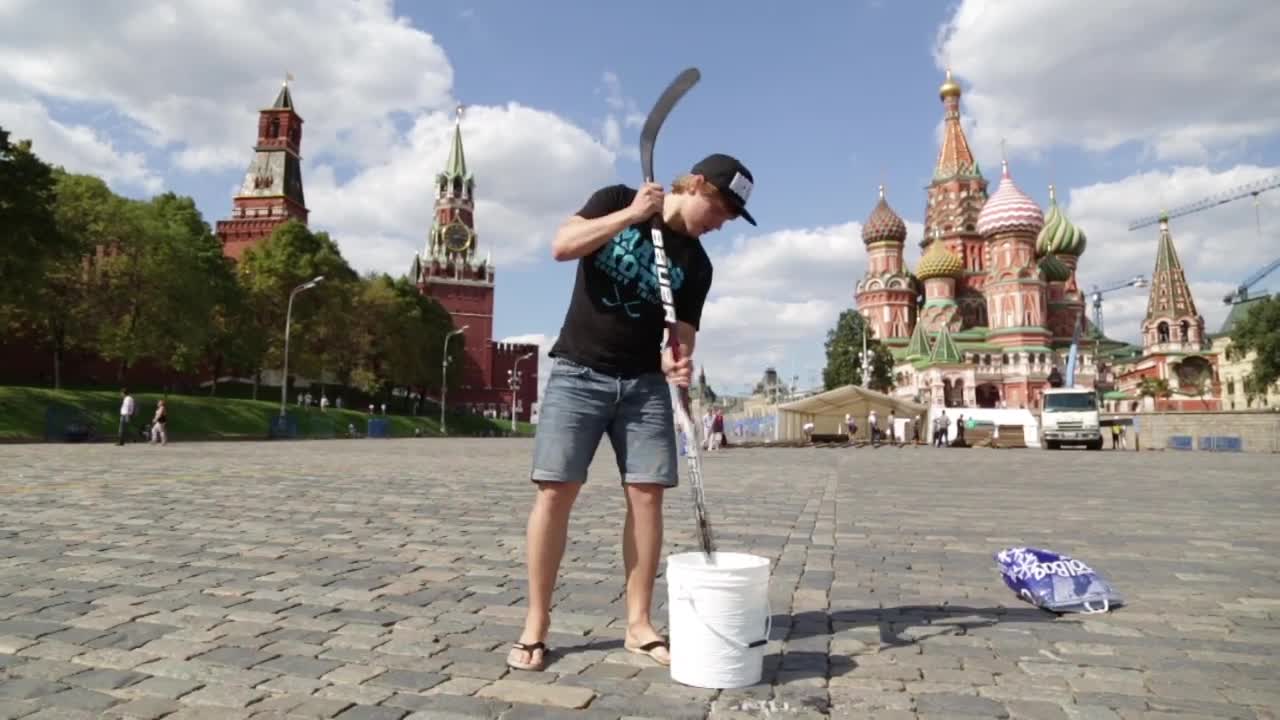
[662,349,692,387]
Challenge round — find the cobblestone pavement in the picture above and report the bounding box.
[1,439,1277,719]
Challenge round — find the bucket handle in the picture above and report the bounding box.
[674,584,772,650]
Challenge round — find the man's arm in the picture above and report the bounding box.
[551,212,638,262]
[551,182,663,261]
[661,321,697,386]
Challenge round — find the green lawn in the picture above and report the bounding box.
[0,386,535,443]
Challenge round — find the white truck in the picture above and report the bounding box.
[1040,387,1103,450]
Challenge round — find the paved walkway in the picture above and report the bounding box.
[0,439,1276,719]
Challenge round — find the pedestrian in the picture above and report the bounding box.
[320,395,329,412]
[1111,424,1120,449]
[508,152,755,672]
[710,407,725,450]
[116,388,135,445]
[150,400,168,445]
[888,411,897,445]
[913,414,921,444]
[868,409,879,446]
[1118,424,1128,450]
[844,412,857,441]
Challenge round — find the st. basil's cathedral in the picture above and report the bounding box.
[854,71,1219,412]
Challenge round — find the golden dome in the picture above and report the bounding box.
[916,241,964,280]
[939,67,961,100]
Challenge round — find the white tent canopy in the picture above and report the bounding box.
[775,385,928,441]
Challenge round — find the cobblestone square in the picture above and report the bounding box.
[1,439,1276,719]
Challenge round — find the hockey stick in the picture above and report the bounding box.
[639,67,715,560]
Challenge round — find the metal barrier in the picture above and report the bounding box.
[1167,435,1194,450]
[1198,436,1243,452]
[269,414,298,439]
[367,418,389,438]
[44,404,99,443]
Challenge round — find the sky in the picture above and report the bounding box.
[3,0,1279,400]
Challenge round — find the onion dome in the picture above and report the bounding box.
[976,160,1044,236]
[1038,253,1072,283]
[1036,185,1087,257]
[939,67,961,100]
[915,241,964,280]
[862,185,907,245]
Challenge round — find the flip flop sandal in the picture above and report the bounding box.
[507,641,548,671]
[625,639,671,666]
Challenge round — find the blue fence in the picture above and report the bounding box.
[1198,435,1243,452]
[367,418,389,438]
[1167,434,1242,452]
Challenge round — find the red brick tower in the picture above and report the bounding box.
[924,69,990,329]
[215,79,308,260]
[855,186,915,345]
[415,106,495,391]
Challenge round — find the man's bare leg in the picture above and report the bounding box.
[622,483,670,663]
[510,482,581,668]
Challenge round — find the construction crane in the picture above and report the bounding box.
[1128,174,1280,231]
[1223,256,1280,305]
[1090,275,1148,336]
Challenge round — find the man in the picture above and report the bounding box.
[116,388,135,446]
[508,154,756,672]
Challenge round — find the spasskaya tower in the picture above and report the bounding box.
[411,106,538,421]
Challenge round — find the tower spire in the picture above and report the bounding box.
[934,68,979,180]
[446,104,468,179]
[1145,215,1199,322]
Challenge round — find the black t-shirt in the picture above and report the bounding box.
[549,185,713,377]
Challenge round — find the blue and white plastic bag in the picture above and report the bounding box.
[995,547,1123,614]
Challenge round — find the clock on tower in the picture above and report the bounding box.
[443,221,471,253]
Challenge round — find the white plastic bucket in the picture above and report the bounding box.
[666,551,772,688]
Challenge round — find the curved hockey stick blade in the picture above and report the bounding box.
[640,68,700,183]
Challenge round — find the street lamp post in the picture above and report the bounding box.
[441,325,468,434]
[508,352,534,431]
[280,276,325,418]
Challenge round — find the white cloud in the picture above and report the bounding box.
[596,71,643,160]
[0,0,454,174]
[307,102,617,273]
[935,1,1280,162]
[693,216,927,395]
[0,93,162,193]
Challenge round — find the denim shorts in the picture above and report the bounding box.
[530,357,678,486]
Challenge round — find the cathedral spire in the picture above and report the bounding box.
[934,68,980,180]
[1144,214,1200,323]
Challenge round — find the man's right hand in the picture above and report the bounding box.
[628,182,665,223]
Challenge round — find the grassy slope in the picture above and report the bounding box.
[0,386,534,442]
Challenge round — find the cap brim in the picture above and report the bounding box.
[739,208,756,226]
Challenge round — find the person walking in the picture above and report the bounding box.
[508,153,757,672]
[150,400,168,445]
[116,388,135,446]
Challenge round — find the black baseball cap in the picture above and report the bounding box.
[691,153,756,226]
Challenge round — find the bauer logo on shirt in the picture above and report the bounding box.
[593,227,685,318]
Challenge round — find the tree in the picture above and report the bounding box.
[77,193,227,382]
[0,127,63,309]
[822,309,894,392]
[237,221,359,396]
[13,171,116,388]
[342,274,458,405]
[1226,296,1280,402]
[1136,377,1172,403]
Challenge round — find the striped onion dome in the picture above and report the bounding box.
[915,241,964,280]
[862,185,907,244]
[1038,253,1072,283]
[976,160,1044,237]
[1036,185,1087,257]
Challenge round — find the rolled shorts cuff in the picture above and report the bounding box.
[622,473,679,488]
[529,470,585,484]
